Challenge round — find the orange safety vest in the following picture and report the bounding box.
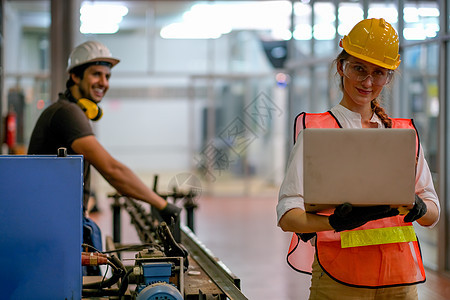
[286,111,426,288]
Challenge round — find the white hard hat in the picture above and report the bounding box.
[67,40,120,72]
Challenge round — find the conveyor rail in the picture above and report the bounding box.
[113,195,248,299]
[181,224,248,300]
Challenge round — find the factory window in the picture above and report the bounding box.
[312,1,336,58]
[404,2,439,40]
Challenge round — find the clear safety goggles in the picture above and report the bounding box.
[343,61,394,86]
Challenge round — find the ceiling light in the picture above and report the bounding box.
[160,1,291,40]
[80,2,128,34]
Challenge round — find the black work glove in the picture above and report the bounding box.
[159,202,182,224]
[329,202,399,232]
[404,195,427,223]
[298,232,316,242]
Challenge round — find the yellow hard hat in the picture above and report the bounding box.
[340,18,401,70]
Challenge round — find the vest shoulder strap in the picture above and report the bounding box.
[390,118,420,159]
[390,117,415,128]
[294,111,341,143]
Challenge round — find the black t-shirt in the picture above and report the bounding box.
[28,92,94,209]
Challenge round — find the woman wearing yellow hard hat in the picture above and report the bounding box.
[277,18,440,299]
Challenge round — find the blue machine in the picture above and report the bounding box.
[137,262,172,292]
[135,261,183,300]
[136,282,183,300]
[0,155,83,300]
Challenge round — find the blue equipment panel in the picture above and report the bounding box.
[0,155,83,300]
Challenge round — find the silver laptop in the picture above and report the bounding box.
[302,128,416,212]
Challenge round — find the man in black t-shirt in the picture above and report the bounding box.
[28,92,95,208]
[28,41,180,255]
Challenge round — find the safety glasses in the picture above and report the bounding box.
[343,61,394,86]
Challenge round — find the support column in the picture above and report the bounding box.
[50,0,79,101]
[438,0,449,274]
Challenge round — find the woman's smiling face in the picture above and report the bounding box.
[337,56,390,110]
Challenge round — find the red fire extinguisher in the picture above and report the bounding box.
[5,108,17,150]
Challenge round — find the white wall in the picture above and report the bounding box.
[89,31,273,175]
[98,97,202,173]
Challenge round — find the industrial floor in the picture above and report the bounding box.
[90,176,450,300]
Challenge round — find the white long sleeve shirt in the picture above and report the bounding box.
[277,104,440,227]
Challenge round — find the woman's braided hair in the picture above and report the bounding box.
[334,50,393,128]
[371,99,392,128]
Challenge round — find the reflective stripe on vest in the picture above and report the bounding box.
[340,225,417,248]
[286,111,426,288]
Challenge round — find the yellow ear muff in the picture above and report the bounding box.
[77,98,103,121]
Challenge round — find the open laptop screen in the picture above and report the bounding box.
[302,128,416,212]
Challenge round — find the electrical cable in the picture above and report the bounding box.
[82,243,101,253]
[82,255,125,290]
[102,243,162,254]
[82,242,162,254]
[99,263,110,290]
[118,267,134,296]
[81,288,121,297]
